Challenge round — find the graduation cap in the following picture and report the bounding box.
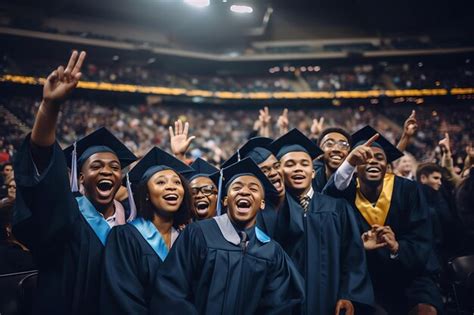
[183,158,219,182]
[270,128,323,160]
[221,137,274,168]
[125,147,194,221]
[351,125,404,163]
[212,157,278,216]
[63,127,137,193]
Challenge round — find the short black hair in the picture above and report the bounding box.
[318,127,352,147]
[136,171,192,228]
[1,162,13,171]
[416,163,442,181]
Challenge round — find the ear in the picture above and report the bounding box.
[79,172,85,185]
[311,169,316,179]
[222,196,228,207]
[260,199,265,210]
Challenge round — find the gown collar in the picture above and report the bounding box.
[76,196,111,246]
[213,213,270,245]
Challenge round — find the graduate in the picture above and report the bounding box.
[313,127,352,192]
[100,146,193,315]
[12,50,138,315]
[323,126,443,315]
[270,128,374,315]
[150,157,305,314]
[184,157,219,220]
[222,136,285,237]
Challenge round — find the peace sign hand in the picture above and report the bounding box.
[310,117,325,137]
[346,133,379,167]
[43,50,86,105]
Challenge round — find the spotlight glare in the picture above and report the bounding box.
[230,5,253,14]
[184,0,210,8]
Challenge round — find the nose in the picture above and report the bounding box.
[165,184,177,191]
[99,166,113,175]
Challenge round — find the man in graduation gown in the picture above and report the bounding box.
[323,126,443,315]
[12,51,137,315]
[270,128,374,315]
[150,157,305,314]
[222,136,285,237]
[184,158,219,220]
[313,127,352,192]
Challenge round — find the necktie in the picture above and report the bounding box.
[299,195,311,212]
[239,231,248,253]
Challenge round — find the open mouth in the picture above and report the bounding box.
[291,174,306,184]
[329,154,343,162]
[235,198,252,213]
[271,178,283,189]
[366,166,381,174]
[163,194,179,205]
[96,179,114,196]
[195,200,210,213]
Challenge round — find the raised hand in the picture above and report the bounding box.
[403,110,418,137]
[43,50,86,105]
[346,133,379,167]
[310,117,325,138]
[258,106,271,137]
[169,120,196,160]
[277,108,289,135]
[438,133,451,155]
[361,225,387,251]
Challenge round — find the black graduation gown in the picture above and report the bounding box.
[274,191,374,315]
[312,159,328,193]
[150,215,305,315]
[12,136,106,315]
[100,223,168,315]
[256,202,278,238]
[323,175,443,314]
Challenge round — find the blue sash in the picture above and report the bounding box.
[130,217,169,261]
[255,226,271,244]
[76,196,111,246]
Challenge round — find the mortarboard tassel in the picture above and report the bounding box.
[70,142,79,192]
[237,149,241,162]
[216,169,224,216]
[126,173,137,222]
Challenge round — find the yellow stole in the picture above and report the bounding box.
[355,173,395,226]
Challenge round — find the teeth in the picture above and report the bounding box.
[331,156,342,161]
[99,179,113,185]
[367,167,380,172]
[237,200,251,207]
[164,194,178,201]
[196,201,209,209]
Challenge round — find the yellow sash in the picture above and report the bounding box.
[355,173,395,226]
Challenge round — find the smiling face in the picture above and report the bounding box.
[147,169,185,214]
[420,172,442,191]
[280,151,315,196]
[258,154,285,198]
[80,152,122,207]
[224,175,265,229]
[320,132,350,172]
[189,176,218,219]
[357,146,388,186]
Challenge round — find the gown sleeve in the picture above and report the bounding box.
[12,134,79,251]
[149,223,206,315]
[100,225,150,315]
[257,244,305,315]
[338,199,375,310]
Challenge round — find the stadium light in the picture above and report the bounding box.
[184,0,210,8]
[230,5,253,14]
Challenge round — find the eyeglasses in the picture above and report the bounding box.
[321,139,350,150]
[191,185,217,196]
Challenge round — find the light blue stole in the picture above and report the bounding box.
[130,217,169,261]
[76,196,111,246]
[213,213,271,245]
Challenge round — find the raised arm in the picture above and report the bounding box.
[31,50,86,147]
[396,110,417,152]
[169,119,195,162]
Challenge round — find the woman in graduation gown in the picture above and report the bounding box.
[222,137,286,237]
[270,128,374,315]
[100,147,193,315]
[150,158,305,314]
[323,126,443,315]
[12,51,138,315]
